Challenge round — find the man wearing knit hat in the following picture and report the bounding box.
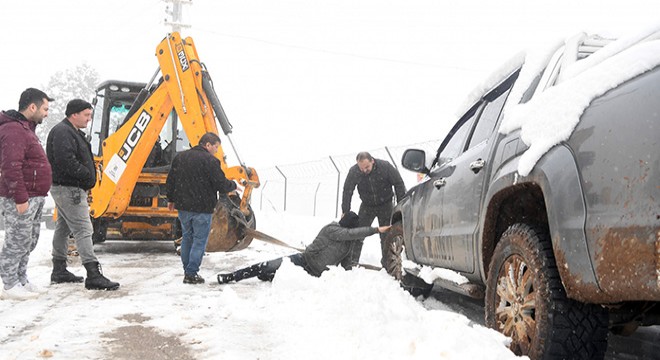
[46,99,119,291]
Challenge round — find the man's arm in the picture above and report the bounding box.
[165,155,179,205]
[388,163,406,202]
[209,157,237,193]
[341,166,358,214]
[0,129,29,205]
[329,225,379,241]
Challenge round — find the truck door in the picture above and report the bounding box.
[440,80,513,273]
[411,109,477,268]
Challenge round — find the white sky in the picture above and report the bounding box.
[0,0,657,169]
[0,212,526,359]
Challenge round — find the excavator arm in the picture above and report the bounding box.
[89,32,259,250]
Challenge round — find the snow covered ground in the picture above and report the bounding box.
[0,211,525,360]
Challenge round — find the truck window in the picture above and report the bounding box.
[436,110,478,167]
[467,87,511,149]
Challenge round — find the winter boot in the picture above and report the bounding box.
[217,272,235,284]
[83,262,120,290]
[51,259,84,284]
[183,273,205,284]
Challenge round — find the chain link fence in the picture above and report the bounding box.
[253,139,440,218]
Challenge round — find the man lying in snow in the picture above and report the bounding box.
[217,212,390,284]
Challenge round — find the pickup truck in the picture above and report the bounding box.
[386,29,660,360]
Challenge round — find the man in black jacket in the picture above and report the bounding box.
[166,132,237,284]
[47,99,119,291]
[342,152,406,268]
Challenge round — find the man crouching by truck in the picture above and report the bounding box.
[166,132,237,285]
[217,212,390,284]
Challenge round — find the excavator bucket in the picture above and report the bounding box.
[206,195,255,252]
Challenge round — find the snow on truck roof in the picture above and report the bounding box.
[454,23,660,176]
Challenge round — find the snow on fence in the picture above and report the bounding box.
[253,139,440,218]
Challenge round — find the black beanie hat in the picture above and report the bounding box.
[65,99,93,116]
[339,211,360,228]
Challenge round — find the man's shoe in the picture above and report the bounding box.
[183,274,205,284]
[1,284,39,300]
[217,273,235,284]
[51,259,84,284]
[23,281,48,294]
[84,262,120,291]
[257,273,275,282]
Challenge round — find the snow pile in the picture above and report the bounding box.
[500,25,660,176]
[507,38,660,176]
[417,265,469,285]
[215,261,519,360]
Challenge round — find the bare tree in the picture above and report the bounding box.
[38,63,99,142]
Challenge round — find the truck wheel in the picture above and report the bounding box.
[383,222,404,281]
[485,223,608,359]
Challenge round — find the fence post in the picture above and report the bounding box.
[259,180,268,211]
[275,166,287,211]
[385,146,398,170]
[313,182,321,216]
[329,156,340,218]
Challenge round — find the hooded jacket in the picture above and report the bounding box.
[341,158,406,213]
[303,222,378,276]
[0,110,52,203]
[46,118,97,190]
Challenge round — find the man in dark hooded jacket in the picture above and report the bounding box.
[216,211,390,284]
[0,88,53,300]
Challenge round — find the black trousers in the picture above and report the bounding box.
[232,253,310,282]
[345,202,393,268]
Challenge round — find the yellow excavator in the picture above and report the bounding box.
[87,32,259,252]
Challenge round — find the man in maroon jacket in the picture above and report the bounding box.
[0,88,53,300]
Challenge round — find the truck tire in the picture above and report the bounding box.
[485,223,609,359]
[383,222,404,281]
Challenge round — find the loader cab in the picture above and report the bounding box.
[90,80,191,169]
[89,80,192,242]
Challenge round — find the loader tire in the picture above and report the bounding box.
[485,223,609,359]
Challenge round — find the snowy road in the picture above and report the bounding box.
[1,212,658,359]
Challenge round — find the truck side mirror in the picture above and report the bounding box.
[402,149,429,173]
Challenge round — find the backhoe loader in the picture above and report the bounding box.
[86,32,259,252]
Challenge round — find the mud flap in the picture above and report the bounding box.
[206,196,255,252]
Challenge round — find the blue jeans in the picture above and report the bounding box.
[177,210,212,276]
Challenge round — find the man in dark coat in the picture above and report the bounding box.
[341,152,405,268]
[47,99,119,291]
[0,88,53,300]
[217,211,390,284]
[166,132,237,284]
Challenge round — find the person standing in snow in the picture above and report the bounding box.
[341,152,405,268]
[0,88,53,300]
[47,99,119,291]
[217,211,390,284]
[166,132,237,285]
